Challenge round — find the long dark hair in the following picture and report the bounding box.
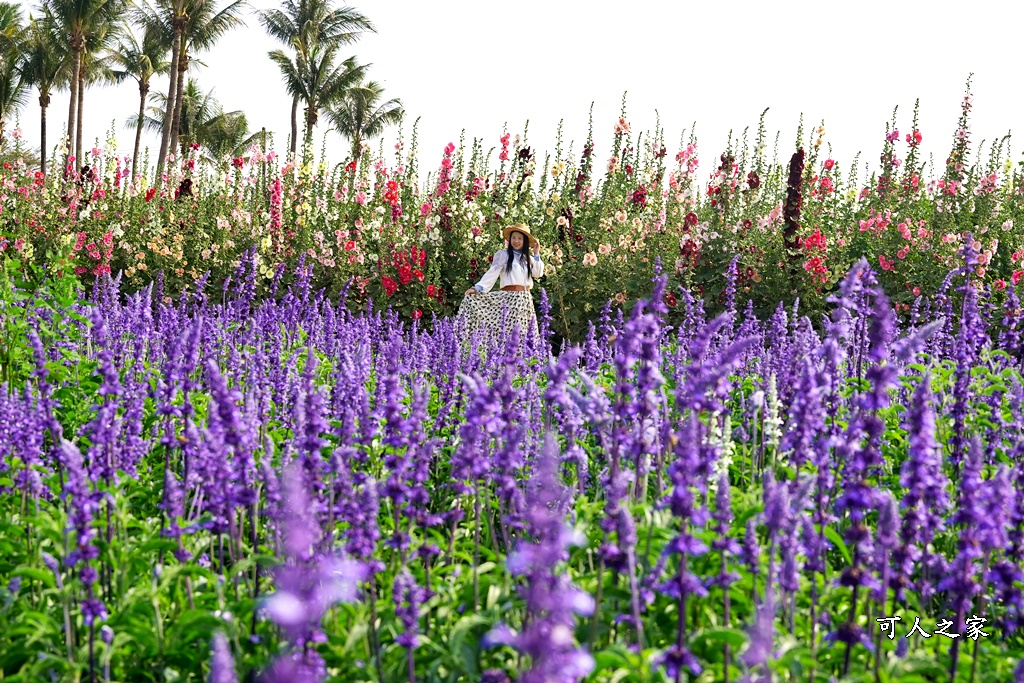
[504,231,533,278]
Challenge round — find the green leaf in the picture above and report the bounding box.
[823,526,851,565]
[695,627,748,649]
[10,566,55,588]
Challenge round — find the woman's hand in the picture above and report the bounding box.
[464,287,477,297]
[532,241,540,256]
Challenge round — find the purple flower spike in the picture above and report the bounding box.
[208,632,238,683]
[485,435,594,683]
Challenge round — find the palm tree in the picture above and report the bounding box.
[73,18,120,164]
[268,48,366,149]
[170,0,245,158]
[0,2,26,145]
[141,78,255,160]
[259,0,373,154]
[20,11,69,174]
[132,0,183,175]
[326,79,402,164]
[108,24,168,177]
[44,0,125,168]
[134,0,245,175]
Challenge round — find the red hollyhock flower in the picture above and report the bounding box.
[413,269,424,282]
[412,309,423,320]
[665,292,677,307]
[427,284,436,297]
[398,265,413,286]
[145,188,157,202]
[631,185,648,208]
[381,276,398,296]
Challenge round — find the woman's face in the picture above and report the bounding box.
[510,231,525,250]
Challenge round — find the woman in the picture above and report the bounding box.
[457,223,545,346]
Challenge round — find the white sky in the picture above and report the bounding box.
[13,0,1024,183]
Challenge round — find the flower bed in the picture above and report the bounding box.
[0,83,1021,343]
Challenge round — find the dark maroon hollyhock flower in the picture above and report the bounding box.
[782,148,805,272]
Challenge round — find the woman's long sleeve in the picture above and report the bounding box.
[474,251,506,292]
[531,254,545,279]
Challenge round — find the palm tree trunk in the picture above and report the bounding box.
[169,48,187,160]
[132,81,148,179]
[303,102,314,150]
[289,94,298,155]
[75,68,85,165]
[66,47,81,176]
[39,91,49,176]
[157,24,182,176]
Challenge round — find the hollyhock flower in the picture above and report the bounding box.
[582,252,598,266]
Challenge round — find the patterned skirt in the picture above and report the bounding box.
[455,290,539,348]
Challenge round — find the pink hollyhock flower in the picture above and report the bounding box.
[823,159,835,170]
[355,191,367,205]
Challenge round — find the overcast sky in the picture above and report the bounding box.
[13,0,1024,182]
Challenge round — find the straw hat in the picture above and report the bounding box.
[502,223,540,250]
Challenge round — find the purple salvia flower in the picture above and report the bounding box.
[872,491,899,604]
[263,463,367,682]
[393,568,426,651]
[208,632,238,683]
[893,374,948,602]
[485,435,594,683]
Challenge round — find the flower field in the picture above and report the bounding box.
[0,83,1022,345]
[4,230,1024,681]
[5,80,1024,682]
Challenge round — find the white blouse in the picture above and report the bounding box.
[474,250,545,292]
